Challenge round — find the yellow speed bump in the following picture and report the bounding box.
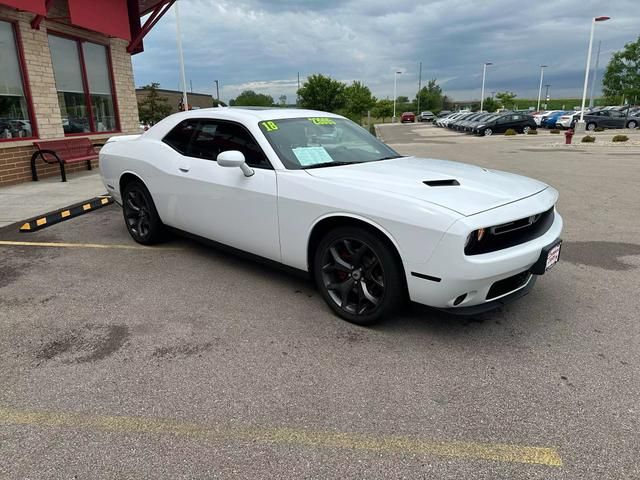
[0,406,562,467]
[19,195,114,232]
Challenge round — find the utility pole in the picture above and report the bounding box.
[214,80,219,103]
[417,61,422,114]
[297,72,300,106]
[588,40,601,108]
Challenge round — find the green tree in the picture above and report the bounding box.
[442,95,454,111]
[495,91,517,109]
[415,79,443,112]
[602,36,640,104]
[137,82,172,125]
[482,97,499,112]
[278,94,287,106]
[297,74,346,112]
[372,99,394,123]
[229,90,274,107]
[344,81,376,120]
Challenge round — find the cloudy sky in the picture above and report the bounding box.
[133,0,639,103]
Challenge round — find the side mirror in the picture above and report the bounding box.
[217,150,254,177]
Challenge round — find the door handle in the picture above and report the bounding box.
[179,167,189,173]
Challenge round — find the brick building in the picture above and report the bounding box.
[136,87,217,116]
[0,0,175,186]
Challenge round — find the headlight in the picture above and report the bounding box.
[465,228,486,250]
[477,124,485,129]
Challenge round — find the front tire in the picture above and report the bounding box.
[522,126,531,134]
[313,227,405,325]
[122,180,164,245]
[627,120,638,129]
[483,128,493,136]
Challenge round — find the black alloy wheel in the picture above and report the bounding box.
[122,180,163,245]
[314,227,404,325]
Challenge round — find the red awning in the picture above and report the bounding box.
[67,0,131,41]
[1,0,46,15]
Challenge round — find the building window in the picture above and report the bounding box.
[48,34,118,134]
[0,21,35,140]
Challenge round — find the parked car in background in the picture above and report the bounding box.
[555,111,583,130]
[419,111,435,122]
[541,111,568,129]
[582,110,638,130]
[401,112,416,123]
[473,113,537,136]
[435,112,463,127]
[534,110,558,126]
[464,113,499,132]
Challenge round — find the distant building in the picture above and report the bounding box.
[135,88,220,116]
[0,0,175,186]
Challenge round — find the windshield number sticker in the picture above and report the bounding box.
[309,117,336,125]
[262,121,279,132]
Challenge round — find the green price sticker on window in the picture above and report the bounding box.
[261,121,279,132]
[308,117,336,125]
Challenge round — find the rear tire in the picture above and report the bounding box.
[522,126,531,134]
[313,226,405,325]
[121,180,164,245]
[586,122,597,131]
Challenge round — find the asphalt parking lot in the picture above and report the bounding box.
[1,124,640,479]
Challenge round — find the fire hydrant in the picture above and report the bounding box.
[564,129,574,144]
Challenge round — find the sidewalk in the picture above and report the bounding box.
[0,171,106,228]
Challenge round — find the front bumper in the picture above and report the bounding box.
[404,188,563,310]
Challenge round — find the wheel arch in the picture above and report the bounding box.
[306,214,407,286]
[118,172,165,223]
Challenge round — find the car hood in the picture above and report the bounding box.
[305,157,548,216]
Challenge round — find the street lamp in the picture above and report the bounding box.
[577,16,610,130]
[393,71,402,122]
[480,62,492,112]
[536,65,548,111]
[544,84,551,108]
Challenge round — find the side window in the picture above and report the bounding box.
[512,115,521,121]
[210,122,270,168]
[189,122,219,160]
[163,120,198,154]
[497,116,509,124]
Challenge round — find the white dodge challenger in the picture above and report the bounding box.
[100,108,563,325]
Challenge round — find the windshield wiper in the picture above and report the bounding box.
[302,161,364,169]
[375,155,405,161]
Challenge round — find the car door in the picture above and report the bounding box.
[607,110,625,128]
[494,115,510,133]
[164,119,281,262]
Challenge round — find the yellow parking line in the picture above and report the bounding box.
[0,240,182,251]
[0,406,562,466]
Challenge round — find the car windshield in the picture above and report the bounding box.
[258,117,402,170]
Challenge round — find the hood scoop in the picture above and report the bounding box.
[423,179,460,187]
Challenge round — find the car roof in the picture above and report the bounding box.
[166,107,343,123]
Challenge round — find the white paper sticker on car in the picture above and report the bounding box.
[292,146,333,166]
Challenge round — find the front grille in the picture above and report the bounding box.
[486,271,531,300]
[465,207,555,256]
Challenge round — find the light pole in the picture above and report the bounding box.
[536,65,548,111]
[544,84,551,108]
[480,62,492,112]
[214,80,219,103]
[577,16,610,131]
[588,40,601,108]
[393,71,402,122]
[175,0,188,111]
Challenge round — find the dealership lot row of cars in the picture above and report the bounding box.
[533,105,640,130]
[432,111,537,136]
[424,105,639,136]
